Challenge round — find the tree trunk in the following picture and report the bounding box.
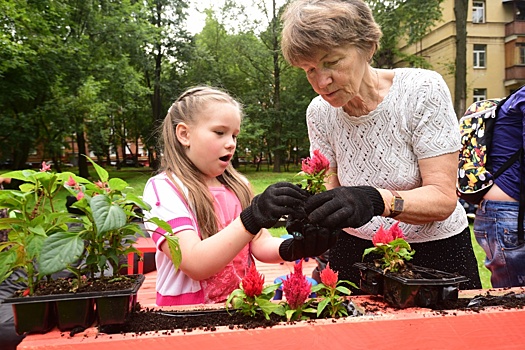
[271,0,283,173]
[454,0,468,118]
[76,130,89,179]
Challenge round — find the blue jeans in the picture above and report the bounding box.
[474,200,525,288]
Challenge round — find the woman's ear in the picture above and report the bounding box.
[176,122,190,147]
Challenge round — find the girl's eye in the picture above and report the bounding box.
[232,134,238,141]
[215,131,224,136]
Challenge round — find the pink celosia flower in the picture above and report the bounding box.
[76,191,84,201]
[94,180,106,189]
[40,162,51,172]
[365,222,414,273]
[319,263,338,289]
[389,221,404,240]
[300,149,331,194]
[241,264,264,297]
[66,176,77,187]
[372,222,404,246]
[302,149,330,175]
[282,260,311,309]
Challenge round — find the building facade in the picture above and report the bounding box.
[398,0,525,102]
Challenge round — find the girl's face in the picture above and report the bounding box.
[296,44,370,108]
[182,101,241,183]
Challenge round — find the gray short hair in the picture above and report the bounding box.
[281,0,382,66]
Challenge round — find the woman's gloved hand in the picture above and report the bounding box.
[240,182,308,235]
[279,225,338,261]
[305,186,385,230]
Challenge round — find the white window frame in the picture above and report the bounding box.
[473,44,486,68]
[472,1,485,24]
[473,88,487,103]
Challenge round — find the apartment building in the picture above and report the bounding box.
[398,0,525,102]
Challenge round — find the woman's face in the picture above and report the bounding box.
[296,44,370,108]
[183,102,240,182]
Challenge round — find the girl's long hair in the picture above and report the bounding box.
[158,86,253,239]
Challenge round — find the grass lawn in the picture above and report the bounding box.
[1,164,491,288]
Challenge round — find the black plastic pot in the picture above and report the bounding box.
[3,274,145,334]
[353,263,469,309]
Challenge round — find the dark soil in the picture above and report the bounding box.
[14,275,137,297]
[95,290,525,336]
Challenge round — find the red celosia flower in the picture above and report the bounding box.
[66,176,77,187]
[372,222,405,246]
[241,264,264,297]
[282,260,311,309]
[40,161,51,172]
[76,191,85,201]
[301,149,330,175]
[389,221,404,240]
[372,225,392,246]
[319,263,338,289]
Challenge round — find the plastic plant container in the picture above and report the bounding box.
[354,262,469,308]
[3,274,145,334]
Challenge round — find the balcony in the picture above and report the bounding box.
[505,21,525,37]
[505,65,525,80]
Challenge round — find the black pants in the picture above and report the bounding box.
[329,226,482,294]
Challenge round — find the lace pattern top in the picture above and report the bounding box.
[307,68,468,243]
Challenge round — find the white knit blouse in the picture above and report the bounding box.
[307,68,468,243]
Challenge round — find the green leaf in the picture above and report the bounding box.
[91,194,126,233]
[147,217,173,235]
[261,283,280,294]
[166,235,181,270]
[39,232,84,275]
[316,297,330,317]
[125,193,151,210]
[85,156,109,182]
[108,178,128,192]
[0,250,18,284]
[256,298,282,317]
[335,285,352,295]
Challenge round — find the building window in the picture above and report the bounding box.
[473,44,486,68]
[473,88,487,102]
[472,1,485,23]
[519,43,525,65]
[517,2,525,21]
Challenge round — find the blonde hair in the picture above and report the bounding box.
[159,86,253,239]
[281,0,382,66]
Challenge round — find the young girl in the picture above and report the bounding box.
[143,86,335,306]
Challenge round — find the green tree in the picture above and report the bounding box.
[368,0,444,68]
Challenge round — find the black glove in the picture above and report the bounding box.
[240,182,308,235]
[305,186,385,230]
[279,225,338,261]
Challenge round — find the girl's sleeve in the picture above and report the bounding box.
[142,178,196,247]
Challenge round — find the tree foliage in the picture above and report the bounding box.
[368,0,444,69]
[0,0,445,173]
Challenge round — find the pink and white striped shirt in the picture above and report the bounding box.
[142,173,252,306]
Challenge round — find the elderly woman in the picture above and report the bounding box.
[281,0,481,290]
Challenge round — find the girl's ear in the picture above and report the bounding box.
[176,122,190,147]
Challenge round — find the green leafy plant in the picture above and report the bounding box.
[226,264,284,320]
[0,158,181,295]
[362,222,415,273]
[312,263,356,318]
